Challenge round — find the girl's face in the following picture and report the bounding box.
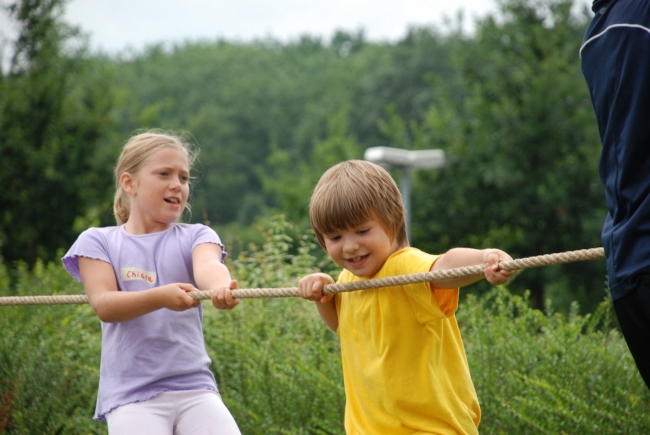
[122,146,190,233]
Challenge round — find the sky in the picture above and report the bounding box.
[61,0,499,54]
[1,0,593,63]
[0,0,493,67]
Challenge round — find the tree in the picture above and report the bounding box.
[110,29,461,232]
[261,104,362,228]
[0,0,116,265]
[407,0,606,311]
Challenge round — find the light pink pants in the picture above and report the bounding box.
[105,390,241,435]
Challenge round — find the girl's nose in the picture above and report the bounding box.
[169,176,182,190]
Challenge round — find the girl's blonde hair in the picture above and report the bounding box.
[113,130,198,225]
[309,160,408,249]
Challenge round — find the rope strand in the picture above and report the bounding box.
[0,247,605,306]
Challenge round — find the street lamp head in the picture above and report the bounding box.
[363,146,445,169]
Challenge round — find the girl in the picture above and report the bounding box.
[62,131,241,434]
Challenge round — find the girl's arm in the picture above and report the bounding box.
[192,243,239,310]
[431,248,517,289]
[79,257,201,323]
[298,273,339,332]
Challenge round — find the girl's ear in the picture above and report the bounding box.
[120,172,136,195]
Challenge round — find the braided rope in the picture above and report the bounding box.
[0,247,605,306]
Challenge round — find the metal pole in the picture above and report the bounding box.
[363,147,445,244]
[399,167,411,242]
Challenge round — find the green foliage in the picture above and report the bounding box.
[402,0,605,311]
[0,0,639,430]
[0,0,117,266]
[461,287,650,434]
[0,258,102,434]
[2,0,612,315]
[261,104,363,227]
[205,216,344,434]
[109,28,458,231]
[228,216,326,287]
[0,219,648,434]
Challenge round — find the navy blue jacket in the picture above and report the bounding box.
[581,0,650,300]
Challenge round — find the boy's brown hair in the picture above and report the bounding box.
[309,160,408,249]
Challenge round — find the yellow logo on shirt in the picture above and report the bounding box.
[121,267,157,284]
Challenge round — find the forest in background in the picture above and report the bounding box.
[1,0,605,312]
[4,1,650,434]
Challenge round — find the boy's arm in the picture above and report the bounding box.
[192,243,240,310]
[431,248,517,289]
[298,273,339,332]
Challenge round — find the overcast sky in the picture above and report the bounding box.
[1,0,593,59]
[63,0,498,54]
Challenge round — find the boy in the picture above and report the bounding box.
[298,160,517,434]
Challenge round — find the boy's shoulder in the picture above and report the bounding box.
[382,247,439,276]
[389,247,437,262]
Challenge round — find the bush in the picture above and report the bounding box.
[0,217,648,434]
[461,287,650,434]
[0,258,103,434]
[205,216,345,434]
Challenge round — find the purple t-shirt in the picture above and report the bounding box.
[62,223,226,420]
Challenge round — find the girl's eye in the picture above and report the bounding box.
[357,228,369,235]
[160,172,168,177]
[180,175,189,182]
[327,235,341,241]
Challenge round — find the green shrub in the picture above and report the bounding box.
[1,217,648,434]
[461,287,650,434]
[205,216,345,434]
[0,258,103,434]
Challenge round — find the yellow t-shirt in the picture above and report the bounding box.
[335,247,480,435]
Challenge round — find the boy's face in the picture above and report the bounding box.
[323,218,400,278]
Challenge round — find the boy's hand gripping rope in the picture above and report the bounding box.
[0,247,605,306]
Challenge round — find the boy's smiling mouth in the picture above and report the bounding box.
[347,254,369,265]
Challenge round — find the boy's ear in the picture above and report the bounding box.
[120,172,136,195]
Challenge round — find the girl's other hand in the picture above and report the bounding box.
[161,282,202,311]
[211,280,240,310]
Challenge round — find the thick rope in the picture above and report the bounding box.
[0,247,605,306]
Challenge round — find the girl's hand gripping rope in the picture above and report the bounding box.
[211,280,240,310]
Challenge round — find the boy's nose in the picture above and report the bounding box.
[343,237,359,253]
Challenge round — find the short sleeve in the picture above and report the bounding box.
[429,256,460,317]
[61,228,111,282]
[395,250,459,322]
[191,224,227,262]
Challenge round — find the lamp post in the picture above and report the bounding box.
[364,146,445,242]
